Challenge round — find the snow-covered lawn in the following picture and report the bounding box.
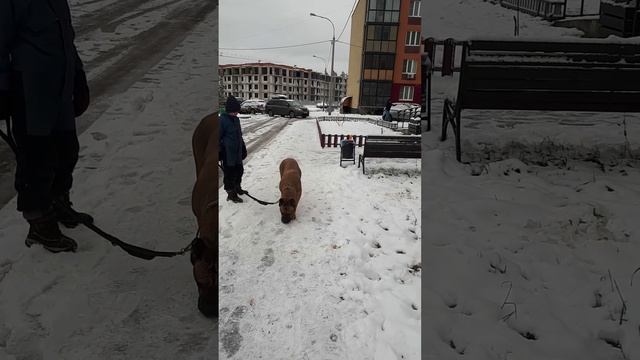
[424,1,640,359]
[424,0,584,40]
[423,148,640,360]
[218,119,421,359]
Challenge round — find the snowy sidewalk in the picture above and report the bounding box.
[0,9,217,360]
[218,119,421,360]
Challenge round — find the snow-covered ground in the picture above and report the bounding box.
[218,117,421,359]
[424,0,584,40]
[0,7,218,360]
[424,0,640,359]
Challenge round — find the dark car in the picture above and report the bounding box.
[265,99,309,118]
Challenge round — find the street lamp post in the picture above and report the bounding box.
[313,54,328,110]
[310,12,336,115]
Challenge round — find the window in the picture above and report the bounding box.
[255,93,258,98]
[264,76,268,81]
[367,25,398,41]
[410,0,421,17]
[254,76,258,81]
[367,0,400,23]
[403,59,416,75]
[264,85,268,90]
[406,31,420,46]
[361,80,392,108]
[400,86,414,101]
[365,40,396,53]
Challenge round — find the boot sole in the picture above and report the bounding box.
[25,237,78,253]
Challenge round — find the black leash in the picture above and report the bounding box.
[2,115,198,260]
[218,163,278,205]
[83,218,195,260]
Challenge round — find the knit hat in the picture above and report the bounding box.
[225,95,241,113]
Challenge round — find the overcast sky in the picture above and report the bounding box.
[219,0,356,74]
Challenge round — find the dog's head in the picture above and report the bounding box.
[190,237,218,318]
[279,198,297,224]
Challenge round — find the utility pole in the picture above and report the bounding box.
[313,54,328,110]
[311,13,336,115]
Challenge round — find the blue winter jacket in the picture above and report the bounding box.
[219,113,246,166]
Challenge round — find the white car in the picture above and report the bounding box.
[240,99,266,114]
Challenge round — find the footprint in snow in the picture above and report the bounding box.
[220,306,248,358]
[91,132,108,141]
[125,205,145,214]
[258,248,275,270]
[177,197,191,206]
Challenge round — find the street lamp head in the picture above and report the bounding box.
[310,13,316,16]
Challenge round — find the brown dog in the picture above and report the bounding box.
[279,158,302,224]
[190,112,219,318]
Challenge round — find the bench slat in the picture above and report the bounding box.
[364,151,421,159]
[466,40,640,55]
[464,66,640,89]
[459,90,640,111]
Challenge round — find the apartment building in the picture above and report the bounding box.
[347,0,422,113]
[219,63,347,104]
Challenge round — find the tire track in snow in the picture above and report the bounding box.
[73,0,161,35]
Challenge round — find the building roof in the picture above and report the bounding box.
[219,62,314,73]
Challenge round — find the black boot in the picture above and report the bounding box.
[52,193,94,228]
[226,191,243,203]
[25,211,78,253]
[235,185,247,195]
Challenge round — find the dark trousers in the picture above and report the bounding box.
[12,122,79,214]
[8,71,79,215]
[222,163,243,192]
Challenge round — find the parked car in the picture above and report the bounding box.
[388,102,420,121]
[265,99,309,118]
[271,94,288,100]
[240,99,266,114]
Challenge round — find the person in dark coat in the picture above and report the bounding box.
[219,96,247,203]
[383,98,393,121]
[1,0,93,253]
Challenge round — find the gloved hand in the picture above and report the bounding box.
[0,91,9,120]
[242,142,247,160]
[73,70,90,117]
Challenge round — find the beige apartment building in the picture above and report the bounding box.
[219,63,347,104]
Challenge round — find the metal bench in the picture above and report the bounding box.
[358,135,421,174]
[442,39,640,162]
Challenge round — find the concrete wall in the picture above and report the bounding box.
[347,0,367,109]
